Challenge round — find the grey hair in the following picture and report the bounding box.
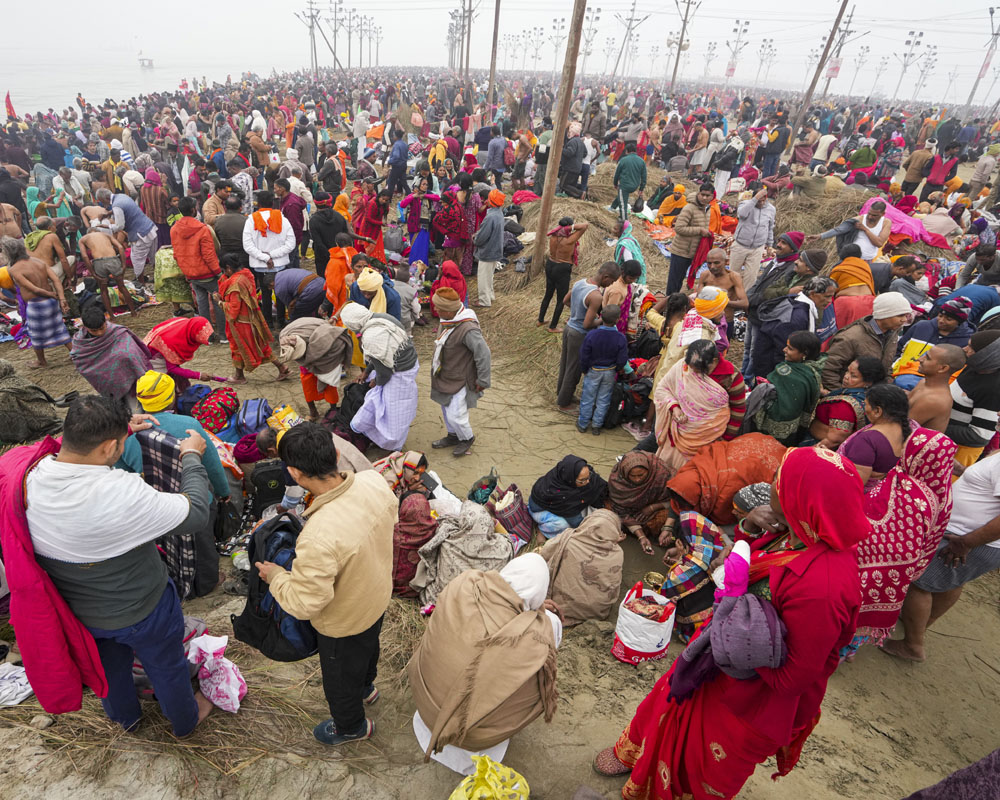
[804,276,837,295]
[1,235,28,264]
[96,188,112,202]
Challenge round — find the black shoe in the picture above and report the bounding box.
[452,437,475,456]
[432,433,460,449]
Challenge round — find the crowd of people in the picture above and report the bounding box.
[1,65,999,800]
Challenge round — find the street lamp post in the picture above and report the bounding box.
[550,17,567,80]
[891,30,924,107]
[580,7,602,76]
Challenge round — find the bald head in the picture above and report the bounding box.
[934,344,967,373]
[706,248,728,275]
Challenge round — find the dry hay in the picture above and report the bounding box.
[585,161,695,207]
[378,597,425,686]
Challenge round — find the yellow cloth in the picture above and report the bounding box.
[693,287,728,319]
[267,470,397,637]
[0,267,13,290]
[830,257,876,294]
[955,445,985,473]
[942,177,964,204]
[135,370,176,412]
[356,267,386,314]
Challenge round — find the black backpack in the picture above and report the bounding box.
[631,327,663,360]
[250,459,287,519]
[603,381,626,429]
[231,513,318,662]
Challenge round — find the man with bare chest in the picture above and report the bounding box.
[78,230,138,316]
[0,202,22,239]
[694,248,748,324]
[1,236,71,367]
[24,217,73,285]
[907,344,967,432]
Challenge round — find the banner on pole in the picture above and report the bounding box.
[825,57,842,79]
[725,59,736,77]
[979,53,993,80]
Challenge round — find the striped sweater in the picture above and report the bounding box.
[948,371,1000,447]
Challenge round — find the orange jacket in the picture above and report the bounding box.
[169,216,219,281]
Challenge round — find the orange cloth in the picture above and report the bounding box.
[218,268,274,371]
[300,367,339,405]
[325,245,357,310]
[830,257,875,294]
[709,199,723,235]
[252,209,283,236]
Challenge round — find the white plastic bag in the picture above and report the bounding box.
[611,581,675,664]
[187,634,247,713]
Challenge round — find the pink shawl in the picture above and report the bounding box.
[653,360,730,473]
[860,196,950,250]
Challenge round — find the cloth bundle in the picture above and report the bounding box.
[187,633,247,713]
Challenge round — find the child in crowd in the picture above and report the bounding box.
[577,305,629,435]
[394,265,420,333]
[753,330,823,445]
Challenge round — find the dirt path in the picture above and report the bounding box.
[1,264,999,800]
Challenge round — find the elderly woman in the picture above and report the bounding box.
[279,316,354,420]
[340,301,419,451]
[607,450,675,555]
[529,455,609,538]
[652,339,746,471]
[408,553,560,775]
[804,356,886,449]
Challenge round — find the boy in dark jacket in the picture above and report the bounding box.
[577,305,629,434]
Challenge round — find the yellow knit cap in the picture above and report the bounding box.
[135,370,176,413]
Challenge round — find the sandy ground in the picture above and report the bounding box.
[1,247,1000,800]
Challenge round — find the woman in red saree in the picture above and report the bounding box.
[841,428,956,660]
[595,446,868,800]
[429,260,468,317]
[217,256,291,383]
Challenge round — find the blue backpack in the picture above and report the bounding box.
[236,398,273,437]
[177,384,212,416]
[231,513,318,661]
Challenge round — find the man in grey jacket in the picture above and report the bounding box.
[473,190,506,308]
[484,127,507,187]
[957,243,1000,288]
[729,186,775,287]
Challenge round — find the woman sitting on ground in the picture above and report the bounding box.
[392,492,439,598]
[607,450,675,555]
[804,356,886,449]
[753,330,824,445]
[650,339,746,471]
[540,509,624,626]
[659,511,726,643]
[529,455,609,538]
[839,382,911,488]
[408,554,561,775]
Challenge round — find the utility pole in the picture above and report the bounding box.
[579,6,602,76]
[530,0,586,280]
[670,0,700,92]
[703,41,717,78]
[847,44,869,99]
[946,68,960,103]
[660,34,678,93]
[912,45,938,102]
[464,0,474,81]
[610,0,649,83]
[550,17,568,80]
[753,38,775,91]
[966,7,998,110]
[294,0,332,78]
[487,0,501,107]
[724,20,750,88]
[870,55,890,98]
[788,0,849,155]
[820,4,860,99]
[327,0,343,71]
[649,46,660,80]
[525,26,545,72]
[602,37,616,76]
[343,8,357,70]
[891,30,924,107]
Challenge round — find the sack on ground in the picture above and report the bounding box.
[187,633,247,713]
[231,513,319,661]
[611,581,676,664]
[492,484,533,542]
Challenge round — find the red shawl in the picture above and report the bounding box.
[430,260,468,315]
[855,429,956,642]
[393,493,439,597]
[143,316,212,365]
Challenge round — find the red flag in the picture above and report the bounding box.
[4,92,15,120]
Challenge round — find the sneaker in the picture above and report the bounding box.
[363,684,379,705]
[452,436,475,456]
[218,337,229,345]
[592,426,602,436]
[313,718,374,746]
[432,433,460,449]
[576,423,588,433]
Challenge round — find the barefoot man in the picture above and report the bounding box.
[906,344,967,432]
[78,229,139,316]
[0,202,22,240]
[694,247,749,325]
[25,217,74,286]
[1,235,71,367]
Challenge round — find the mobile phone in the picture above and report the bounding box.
[420,472,439,492]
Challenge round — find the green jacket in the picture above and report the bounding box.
[613,153,647,193]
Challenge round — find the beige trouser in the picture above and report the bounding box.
[729,242,765,288]
[477,260,496,306]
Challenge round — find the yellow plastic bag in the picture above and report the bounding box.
[448,756,529,800]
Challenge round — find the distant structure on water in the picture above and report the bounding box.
[138,54,154,69]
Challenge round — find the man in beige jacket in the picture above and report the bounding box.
[256,422,397,746]
[667,182,714,294]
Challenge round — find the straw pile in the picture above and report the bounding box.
[585,161,694,206]
[378,597,426,685]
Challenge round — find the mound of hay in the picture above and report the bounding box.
[585,161,694,207]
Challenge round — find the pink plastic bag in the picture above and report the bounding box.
[187,634,247,713]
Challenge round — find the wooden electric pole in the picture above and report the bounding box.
[529,0,587,279]
[787,0,849,154]
[670,0,699,93]
[487,0,501,107]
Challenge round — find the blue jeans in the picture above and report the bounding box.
[578,367,617,428]
[762,153,780,178]
[87,582,198,737]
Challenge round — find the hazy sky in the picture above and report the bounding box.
[2,0,997,109]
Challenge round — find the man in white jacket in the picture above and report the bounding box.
[242,190,295,328]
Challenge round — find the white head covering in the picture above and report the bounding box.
[286,148,299,160]
[499,553,550,611]
[339,301,372,332]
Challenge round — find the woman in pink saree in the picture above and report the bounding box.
[654,339,732,472]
